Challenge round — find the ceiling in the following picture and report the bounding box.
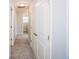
[11,0,34,6]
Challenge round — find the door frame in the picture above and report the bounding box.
[49,0,53,59]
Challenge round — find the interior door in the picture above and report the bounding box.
[35,1,50,59]
[10,7,12,45]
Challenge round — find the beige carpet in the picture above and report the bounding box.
[10,34,35,59]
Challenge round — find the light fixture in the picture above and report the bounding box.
[20,3,25,7]
[18,3,25,8]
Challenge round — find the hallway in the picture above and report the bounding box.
[11,34,35,59]
[9,0,69,59]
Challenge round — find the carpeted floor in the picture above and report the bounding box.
[10,34,35,59]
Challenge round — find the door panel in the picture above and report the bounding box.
[37,40,45,59]
[32,1,50,59]
[35,2,50,59]
[32,34,38,58]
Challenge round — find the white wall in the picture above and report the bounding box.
[29,3,36,46]
[52,0,69,59]
[16,13,23,34]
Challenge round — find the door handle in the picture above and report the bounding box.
[10,26,12,28]
[48,35,50,40]
[33,33,38,36]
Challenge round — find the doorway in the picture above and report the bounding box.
[22,16,29,34]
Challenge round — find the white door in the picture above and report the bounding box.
[10,7,12,45]
[35,1,50,59]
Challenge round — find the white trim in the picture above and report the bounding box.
[66,0,69,58]
[49,0,53,59]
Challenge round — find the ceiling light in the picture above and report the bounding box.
[18,3,25,8]
[20,4,25,7]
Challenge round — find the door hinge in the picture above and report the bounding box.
[48,35,50,40]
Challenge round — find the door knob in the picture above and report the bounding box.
[33,33,38,36]
[48,35,50,40]
[10,26,12,28]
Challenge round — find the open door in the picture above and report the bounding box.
[32,1,50,59]
[37,2,50,59]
